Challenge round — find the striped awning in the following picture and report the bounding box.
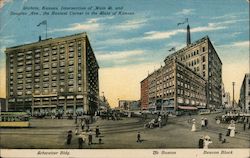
[178,106,198,110]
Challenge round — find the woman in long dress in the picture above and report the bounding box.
[201,118,205,128]
[229,123,236,137]
[191,119,196,132]
[203,135,212,149]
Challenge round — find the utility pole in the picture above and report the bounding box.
[232,82,235,108]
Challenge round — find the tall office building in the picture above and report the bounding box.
[5,33,99,116]
[164,35,222,109]
[239,73,250,113]
[140,77,149,110]
[141,25,222,111]
[143,58,206,112]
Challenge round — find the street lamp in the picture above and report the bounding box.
[232,82,235,109]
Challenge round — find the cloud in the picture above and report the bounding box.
[113,19,147,30]
[231,41,249,47]
[191,23,226,32]
[176,9,195,15]
[49,18,103,33]
[96,36,143,46]
[0,0,12,9]
[218,40,249,48]
[0,36,15,55]
[143,19,247,40]
[96,50,145,61]
[143,29,185,40]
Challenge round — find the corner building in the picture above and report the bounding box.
[5,33,99,116]
[145,58,206,112]
[164,36,222,109]
[141,35,222,111]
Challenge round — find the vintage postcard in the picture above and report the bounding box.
[0,0,249,158]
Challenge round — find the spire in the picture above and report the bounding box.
[187,24,191,46]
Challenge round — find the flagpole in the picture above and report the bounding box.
[46,22,47,39]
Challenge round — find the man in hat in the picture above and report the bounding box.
[198,136,204,148]
[204,118,208,128]
[78,133,83,149]
[137,131,142,143]
[67,130,73,145]
[201,118,205,129]
[96,126,100,137]
[88,130,93,145]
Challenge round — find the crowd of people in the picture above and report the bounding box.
[66,117,102,148]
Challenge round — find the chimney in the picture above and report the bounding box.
[187,24,191,46]
[39,35,41,41]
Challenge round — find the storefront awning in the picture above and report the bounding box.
[178,106,198,110]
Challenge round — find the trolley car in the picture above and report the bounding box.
[0,112,30,127]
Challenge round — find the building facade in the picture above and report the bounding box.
[223,92,232,109]
[141,25,222,112]
[140,78,149,110]
[5,33,99,116]
[164,36,222,109]
[0,98,7,112]
[239,73,250,113]
[118,100,140,111]
[143,58,206,112]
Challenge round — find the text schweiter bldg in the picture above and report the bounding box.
[5,33,99,116]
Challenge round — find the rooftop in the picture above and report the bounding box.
[5,32,87,52]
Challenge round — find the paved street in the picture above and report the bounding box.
[0,113,249,149]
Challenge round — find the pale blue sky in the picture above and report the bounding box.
[0,0,249,106]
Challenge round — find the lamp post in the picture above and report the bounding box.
[117,98,120,108]
[232,82,235,109]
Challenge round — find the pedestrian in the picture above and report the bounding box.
[201,118,205,129]
[158,116,162,128]
[67,130,72,145]
[75,127,79,135]
[198,136,204,148]
[243,122,246,131]
[229,122,236,137]
[88,130,93,145]
[86,124,90,132]
[81,121,85,131]
[78,133,83,149]
[191,119,196,132]
[137,132,142,143]
[203,135,212,149]
[96,126,100,137]
[226,126,231,136]
[219,133,222,141]
[75,115,78,124]
[204,118,208,128]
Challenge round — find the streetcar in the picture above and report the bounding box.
[0,112,30,127]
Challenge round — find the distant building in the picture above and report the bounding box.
[99,96,110,111]
[5,33,99,116]
[239,73,250,113]
[222,83,231,109]
[118,100,140,111]
[223,92,232,109]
